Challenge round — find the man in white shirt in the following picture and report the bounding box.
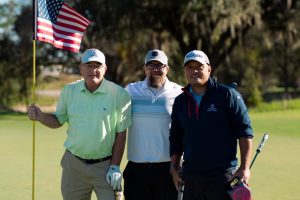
[124,49,182,200]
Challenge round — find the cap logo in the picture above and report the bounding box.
[151,51,158,57]
[91,51,96,56]
[186,52,203,59]
[82,49,105,64]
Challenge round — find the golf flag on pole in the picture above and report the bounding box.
[35,0,90,52]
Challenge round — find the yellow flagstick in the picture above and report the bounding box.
[32,39,36,200]
[32,0,37,199]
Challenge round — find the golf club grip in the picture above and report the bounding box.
[257,133,269,152]
[114,190,123,200]
[177,182,184,200]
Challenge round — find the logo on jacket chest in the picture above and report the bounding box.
[206,104,218,112]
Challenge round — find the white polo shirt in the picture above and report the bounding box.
[125,78,182,163]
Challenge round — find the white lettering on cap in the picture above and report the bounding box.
[186,52,203,59]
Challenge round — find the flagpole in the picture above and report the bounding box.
[32,40,36,200]
[32,0,37,200]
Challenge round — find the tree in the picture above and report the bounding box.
[0,0,17,32]
[0,0,19,108]
[1,0,300,108]
[261,0,300,94]
[70,0,263,86]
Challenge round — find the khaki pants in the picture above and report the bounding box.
[60,150,114,200]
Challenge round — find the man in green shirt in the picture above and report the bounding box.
[28,48,131,200]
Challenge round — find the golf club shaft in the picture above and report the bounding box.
[249,153,258,169]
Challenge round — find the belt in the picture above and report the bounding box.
[129,161,171,168]
[68,150,112,164]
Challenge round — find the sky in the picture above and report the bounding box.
[0,0,30,5]
[0,0,30,36]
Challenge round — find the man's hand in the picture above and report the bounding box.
[28,104,42,121]
[106,165,122,190]
[170,164,183,191]
[232,167,251,184]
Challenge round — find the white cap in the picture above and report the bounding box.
[81,49,105,64]
[145,49,168,65]
[184,50,210,65]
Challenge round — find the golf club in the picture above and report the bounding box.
[230,133,269,186]
[227,133,269,200]
[177,182,184,200]
[250,133,269,168]
[177,157,185,200]
[114,187,123,200]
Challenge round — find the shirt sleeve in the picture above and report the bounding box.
[169,97,184,156]
[116,88,132,133]
[54,86,68,125]
[228,88,253,138]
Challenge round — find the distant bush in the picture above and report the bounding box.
[249,98,300,112]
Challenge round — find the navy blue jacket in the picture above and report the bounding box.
[169,77,253,176]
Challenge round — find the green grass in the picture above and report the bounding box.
[0,114,67,200]
[243,109,300,200]
[251,109,300,137]
[0,110,300,200]
[249,98,300,112]
[0,114,126,200]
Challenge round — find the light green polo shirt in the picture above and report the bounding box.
[54,79,131,159]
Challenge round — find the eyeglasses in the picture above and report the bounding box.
[84,63,104,70]
[145,63,166,70]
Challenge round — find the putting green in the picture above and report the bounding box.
[0,110,299,200]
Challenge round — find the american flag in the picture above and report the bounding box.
[36,0,90,52]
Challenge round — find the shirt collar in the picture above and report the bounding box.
[189,85,205,97]
[189,86,196,96]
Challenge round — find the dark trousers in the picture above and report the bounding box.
[183,171,233,200]
[123,161,177,200]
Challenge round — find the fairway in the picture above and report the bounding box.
[0,110,299,200]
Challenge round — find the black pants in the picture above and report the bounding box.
[183,170,234,200]
[123,161,177,200]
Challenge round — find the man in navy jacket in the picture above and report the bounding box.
[169,50,253,200]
